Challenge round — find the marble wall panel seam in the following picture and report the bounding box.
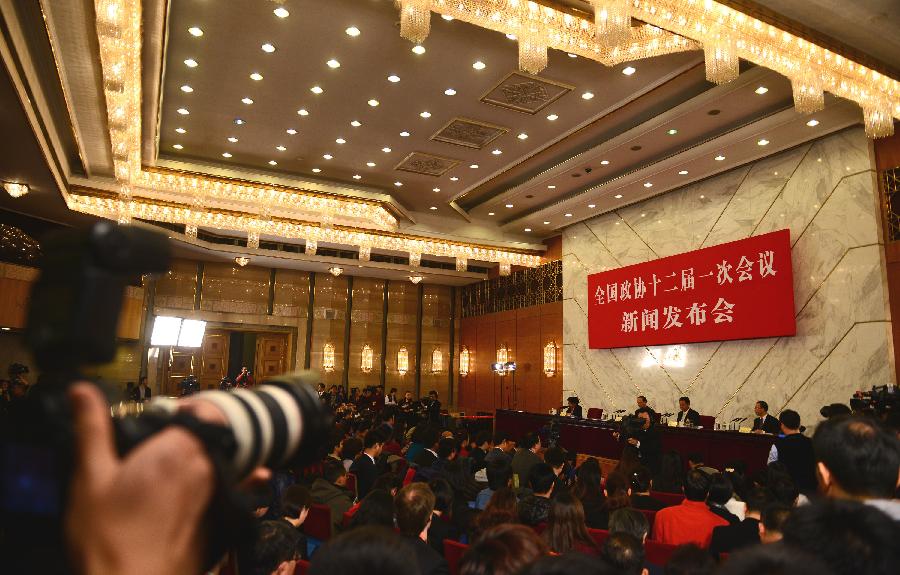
[748,144,818,239]
[793,243,881,319]
[571,344,618,406]
[682,341,725,395]
[697,164,756,248]
[612,211,661,261]
[714,337,781,417]
[787,169,878,250]
[582,219,627,268]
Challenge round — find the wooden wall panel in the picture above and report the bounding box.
[539,302,564,414]
[0,277,30,328]
[474,317,495,412]
[116,290,144,340]
[515,308,541,413]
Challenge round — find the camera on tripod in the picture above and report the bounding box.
[850,385,898,413]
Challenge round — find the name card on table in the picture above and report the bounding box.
[588,229,796,349]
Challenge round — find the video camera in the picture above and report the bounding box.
[618,414,645,443]
[850,385,898,413]
[0,221,331,573]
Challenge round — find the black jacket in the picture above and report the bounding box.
[709,518,761,558]
[349,453,379,500]
[427,513,461,556]
[414,448,439,469]
[774,433,817,494]
[634,425,662,475]
[565,404,583,418]
[405,534,450,575]
[752,414,780,434]
[518,495,552,526]
[677,408,701,427]
[631,493,667,512]
[469,447,488,475]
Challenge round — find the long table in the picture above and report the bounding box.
[494,410,776,475]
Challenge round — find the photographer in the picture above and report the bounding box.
[625,408,661,476]
[236,366,255,388]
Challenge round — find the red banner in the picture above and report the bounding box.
[588,229,796,349]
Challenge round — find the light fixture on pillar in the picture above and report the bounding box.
[543,341,557,377]
[306,239,317,256]
[589,0,631,47]
[492,345,516,376]
[497,345,508,365]
[329,266,343,277]
[459,345,470,376]
[863,104,895,138]
[397,346,409,376]
[703,31,739,85]
[431,348,443,374]
[247,230,260,249]
[234,257,250,267]
[409,251,421,267]
[360,344,374,373]
[323,342,336,373]
[398,0,431,44]
[455,257,467,272]
[499,262,511,276]
[791,72,825,114]
[358,245,371,262]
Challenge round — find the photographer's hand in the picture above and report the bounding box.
[66,383,215,575]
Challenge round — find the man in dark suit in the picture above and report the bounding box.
[752,400,780,434]
[630,408,662,476]
[349,428,385,500]
[768,410,817,495]
[710,487,768,558]
[564,396,583,418]
[468,431,492,475]
[511,433,542,490]
[413,426,441,469]
[395,483,450,575]
[676,396,701,427]
[630,466,667,511]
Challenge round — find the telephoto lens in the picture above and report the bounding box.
[145,372,332,478]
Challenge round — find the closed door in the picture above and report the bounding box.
[199,331,229,389]
[255,333,289,382]
[165,350,195,396]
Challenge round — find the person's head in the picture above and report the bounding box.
[251,482,274,518]
[608,508,649,542]
[686,452,704,468]
[813,415,900,499]
[574,457,603,498]
[403,390,412,400]
[241,366,248,373]
[428,390,438,400]
[243,520,301,575]
[494,432,515,453]
[778,409,801,432]
[636,395,648,409]
[475,430,493,449]
[428,477,454,514]
[604,471,632,510]
[323,459,348,486]
[742,486,770,517]
[768,477,800,506]
[567,396,579,408]
[706,473,733,505]
[388,387,396,395]
[543,446,566,473]
[602,533,647,575]
[484,486,518,515]
[630,466,653,494]
[363,428,385,456]
[418,425,441,449]
[663,544,716,575]
[460,524,548,575]
[394,482,435,537]
[678,396,691,412]
[820,403,852,419]
[138,375,147,386]
[520,432,540,453]
[543,491,594,554]
[759,503,792,543]
[281,485,311,526]
[520,554,619,575]
[528,463,557,497]
[635,408,653,429]
[125,381,135,389]
[372,472,403,497]
[782,499,900,575]
[317,383,326,392]
[716,544,833,575]
[486,459,513,491]
[754,400,769,417]
[341,437,363,461]
[659,450,684,483]
[307,526,418,575]
[683,469,711,502]
[348,489,395,530]
[437,436,457,460]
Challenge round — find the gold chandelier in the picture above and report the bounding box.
[459,345,471,377]
[543,341,557,377]
[323,342,336,373]
[360,344,374,373]
[397,346,410,376]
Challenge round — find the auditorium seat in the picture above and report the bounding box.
[303,504,333,541]
[345,473,357,497]
[403,466,417,486]
[698,415,715,429]
[650,491,685,507]
[587,528,610,547]
[586,407,603,420]
[637,508,657,536]
[645,540,679,566]
[444,539,468,575]
[342,510,353,528]
[294,559,311,575]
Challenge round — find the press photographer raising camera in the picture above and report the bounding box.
[625,408,662,476]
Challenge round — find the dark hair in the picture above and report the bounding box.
[347,489,395,531]
[428,477,454,513]
[573,458,604,504]
[544,446,566,469]
[528,463,556,494]
[743,486,770,514]
[635,406,654,419]
[437,436,457,459]
[687,451,704,465]
[243,520,301,575]
[664,543,716,575]
[614,445,641,478]
[608,508,649,541]
[281,485,312,518]
[630,466,653,493]
[655,451,684,493]
[820,403,852,419]
[602,532,645,575]
[679,396,691,405]
[372,472,403,494]
[474,487,519,535]
[520,432,540,451]
[717,543,834,575]
[342,437,363,461]
[520,554,619,575]
[394,483,435,536]
[418,425,441,449]
[706,473,733,505]
[768,477,799,506]
[460,524,549,575]
[251,482,274,511]
[475,430,493,446]
[782,499,900,575]
[364,428,386,449]
[492,431,512,445]
[307,526,418,575]
[761,503,792,532]
[542,491,597,555]
[778,409,801,430]
[323,459,347,484]
[756,400,769,411]
[567,396,580,405]
[486,459,513,491]
[683,469,711,502]
[813,415,900,498]
[603,471,632,512]
[637,395,647,402]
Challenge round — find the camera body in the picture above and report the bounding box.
[618,414,645,443]
[850,385,898,413]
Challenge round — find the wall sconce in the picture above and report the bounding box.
[360,344,373,373]
[431,348,443,374]
[493,345,515,376]
[323,342,336,373]
[234,257,250,267]
[543,341,557,377]
[397,346,409,376]
[496,345,509,365]
[3,182,29,198]
[459,346,470,376]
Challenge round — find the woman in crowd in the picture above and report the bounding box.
[572,457,606,529]
[345,489,395,531]
[460,524,548,575]
[471,487,519,540]
[541,492,600,556]
[655,450,685,493]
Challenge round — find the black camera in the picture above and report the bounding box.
[618,414,645,443]
[0,222,331,573]
[850,385,898,413]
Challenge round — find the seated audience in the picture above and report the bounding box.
[307,526,418,575]
[596,471,632,530]
[653,469,728,547]
[484,432,516,466]
[276,485,310,559]
[476,459,512,510]
[460,524,548,575]
[472,486,519,539]
[601,532,648,575]
[469,431,493,475]
[412,425,442,468]
[415,436,458,482]
[241,520,302,575]
[663,544,715,575]
[654,451,685,494]
[709,486,768,558]
[613,445,643,479]
[511,433,543,489]
[706,473,740,524]
[520,553,618,575]
[686,452,718,477]
[341,437,363,472]
[758,503,791,543]
[346,489,395,531]
[608,508,650,542]
[573,457,607,528]
[518,463,556,526]
[630,466,667,511]
[543,446,569,495]
[311,460,354,533]
[394,483,449,575]
[717,543,834,575]
[767,410,817,494]
[350,428,385,499]
[541,491,600,555]
[427,478,462,555]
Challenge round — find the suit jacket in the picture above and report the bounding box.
[752,414,780,434]
[405,534,450,575]
[709,518,761,558]
[565,404,583,418]
[427,513,461,556]
[632,493,667,512]
[677,408,701,427]
[413,448,439,469]
[469,446,488,474]
[511,449,542,489]
[634,426,662,475]
[349,453,378,500]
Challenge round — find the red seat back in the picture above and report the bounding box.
[403,466,417,486]
[294,559,311,575]
[698,415,715,429]
[650,491,684,508]
[444,539,469,575]
[587,408,603,420]
[345,473,357,498]
[587,528,610,547]
[342,510,354,527]
[645,540,679,566]
[303,504,332,541]
[638,509,657,536]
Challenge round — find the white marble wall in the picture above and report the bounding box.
[562,127,894,428]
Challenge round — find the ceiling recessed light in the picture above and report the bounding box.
[420,111,431,118]
[543,221,550,225]
[473,60,486,70]
[400,131,410,137]
[547,114,559,121]
[350,120,362,127]
[184,58,198,67]
[312,168,321,173]
[470,164,479,169]
[430,206,438,210]
[582,91,594,100]
[505,204,514,208]
[394,181,403,187]
[286,128,297,135]
[524,228,532,232]
[450,176,459,181]
[614,194,623,199]
[806,119,820,127]
[667,128,678,135]
[388,74,400,83]
[222,152,232,158]
[517,133,528,140]
[188,27,203,37]
[564,213,573,217]
[506,33,517,40]
[600,160,609,165]
[234,118,244,125]
[368,99,379,106]
[382,147,391,153]
[310,86,324,94]
[547,185,556,189]
[276,145,287,151]
[353,174,362,180]
[643,182,653,188]
[177,107,189,115]
[757,139,770,146]
[227,137,238,143]
[175,127,186,134]
[442,14,454,21]
[444,88,457,96]
[297,109,309,116]
[250,72,263,81]
[715,155,725,161]
[492,149,502,155]
[268,160,278,166]
[755,86,768,94]
[345,27,360,37]
[334,138,345,145]
[412,45,426,55]
[588,204,596,208]
[241,97,254,104]
[488,212,495,216]
[622,66,636,75]
[323,154,333,160]
[678,170,689,175]
[568,53,578,58]
[261,43,276,53]
[173,144,183,150]
[274,7,290,18]
[326,59,341,69]
[366,162,376,167]
[433,187,441,192]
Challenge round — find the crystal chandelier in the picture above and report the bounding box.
[409,275,424,284]
[185,224,198,240]
[459,345,470,377]
[360,344,374,373]
[329,266,343,277]
[306,239,317,256]
[863,104,894,139]
[234,257,250,267]
[431,348,443,374]
[589,0,631,47]
[518,22,548,75]
[359,245,371,262]
[497,345,509,365]
[323,342,336,373]
[792,72,825,114]
[543,341,557,377]
[499,262,511,277]
[397,346,409,376]
[409,252,421,267]
[247,231,260,249]
[455,257,467,272]
[399,0,431,44]
[703,30,739,85]
[3,182,29,198]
